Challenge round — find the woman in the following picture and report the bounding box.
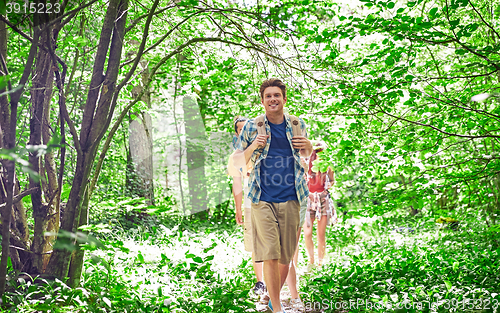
[303,142,337,267]
[228,116,266,294]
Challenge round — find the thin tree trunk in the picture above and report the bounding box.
[41,68,59,272]
[0,20,8,134]
[0,161,15,292]
[183,95,208,217]
[0,12,39,296]
[67,186,89,288]
[46,0,127,281]
[29,29,54,273]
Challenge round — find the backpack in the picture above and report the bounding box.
[252,114,305,169]
[254,114,302,137]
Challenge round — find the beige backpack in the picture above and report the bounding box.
[252,115,307,171]
[254,114,302,137]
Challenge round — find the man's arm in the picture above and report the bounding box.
[242,134,268,163]
[232,176,244,225]
[234,121,268,167]
[299,138,312,158]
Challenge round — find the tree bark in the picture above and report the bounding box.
[128,63,154,204]
[0,20,8,135]
[46,0,128,282]
[67,186,89,288]
[183,95,208,217]
[0,8,39,295]
[129,111,154,202]
[29,27,55,274]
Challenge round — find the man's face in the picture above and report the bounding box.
[261,86,286,114]
[236,121,246,135]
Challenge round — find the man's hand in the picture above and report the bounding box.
[235,207,243,225]
[292,136,312,156]
[251,134,269,150]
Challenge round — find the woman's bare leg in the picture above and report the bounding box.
[317,216,328,266]
[303,218,316,264]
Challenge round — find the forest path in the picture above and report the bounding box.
[252,276,325,313]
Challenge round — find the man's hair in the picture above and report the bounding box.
[259,78,287,99]
[233,116,248,133]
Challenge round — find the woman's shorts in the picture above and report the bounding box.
[307,191,330,217]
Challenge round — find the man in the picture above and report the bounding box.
[227,116,265,295]
[235,78,312,313]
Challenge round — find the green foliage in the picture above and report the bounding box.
[302,214,500,312]
[2,214,255,312]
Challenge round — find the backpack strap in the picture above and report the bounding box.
[255,115,266,135]
[288,115,302,137]
[252,115,266,163]
[287,114,309,173]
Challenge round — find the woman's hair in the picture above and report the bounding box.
[308,142,325,175]
[308,150,319,175]
[233,116,248,133]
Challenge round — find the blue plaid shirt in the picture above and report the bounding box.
[236,114,309,207]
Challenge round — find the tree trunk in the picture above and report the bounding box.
[29,29,55,274]
[67,186,89,288]
[182,96,208,218]
[0,20,7,135]
[128,62,154,204]
[129,112,154,203]
[42,70,60,272]
[46,0,128,282]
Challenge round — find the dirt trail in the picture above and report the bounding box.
[253,281,324,313]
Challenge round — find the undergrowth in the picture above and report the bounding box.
[2,198,499,313]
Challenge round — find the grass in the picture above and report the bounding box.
[301,211,500,313]
[2,202,499,313]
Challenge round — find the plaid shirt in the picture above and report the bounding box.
[236,114,309,207]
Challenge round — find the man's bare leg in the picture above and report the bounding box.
[287,227,302,299]
[264,259,289,312]
[252,252,264,282]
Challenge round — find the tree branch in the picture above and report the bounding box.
[41,0,100,33]
[125,4,175,33]
[0,187,39,209]
[121,9,205,68]
[469,0,500,41]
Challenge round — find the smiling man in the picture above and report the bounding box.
[235,78,312,313]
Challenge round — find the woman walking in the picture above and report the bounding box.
[303,143,337,267]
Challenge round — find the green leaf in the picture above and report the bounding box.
[137,252,145,264]
[387,2,395,9]
[0,75,8,90]
[444,280,452,291]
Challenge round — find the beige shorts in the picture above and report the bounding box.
[251,200,300,264]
